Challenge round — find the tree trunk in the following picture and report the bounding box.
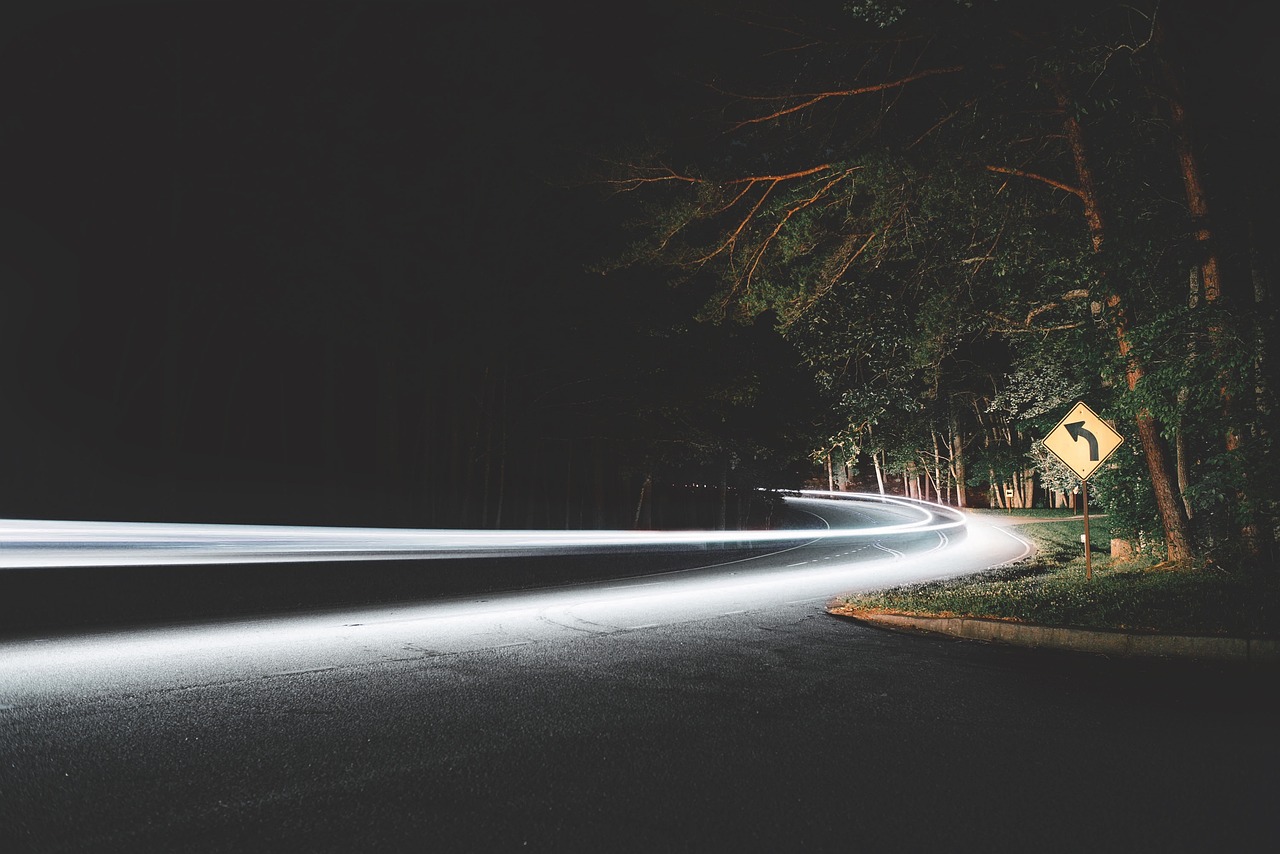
[930,433,945,504]
[1246,217,1274,560]
[1054,76,1194,563]
[1155,22,1257,556]
[950,418,967,508]
[717,456,728,531]
[633,473,652,529]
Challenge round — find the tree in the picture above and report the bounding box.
[594,0,1274,563]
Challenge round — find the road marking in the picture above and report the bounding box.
[627,623,659,630]
[267,666,341,678]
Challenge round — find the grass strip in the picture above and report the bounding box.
[836,510,1278,638]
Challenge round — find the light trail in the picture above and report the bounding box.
[0,508,1029,709]
[0,492,965,569]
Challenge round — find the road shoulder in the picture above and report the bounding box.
[828,604,1280,665]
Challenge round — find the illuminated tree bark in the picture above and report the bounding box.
[1152,18,1261,556]
[596,0,1270,557]
[1051,78,1193,563]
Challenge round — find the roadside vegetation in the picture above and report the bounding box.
[598,1,1278,574]
[836,510,1279,638]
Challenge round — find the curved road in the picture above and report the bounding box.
[1,495,1274,852]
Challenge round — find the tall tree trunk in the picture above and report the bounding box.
[1155,21,1223,305]
[717,455,728,531]
[1247,217,1276,560]
[1054,77,1193,562]
[1176,387,1193,520]
[931,432,945,504]
[1154,21,1258,556]
[950,417,967,508]
[633,473,652,529]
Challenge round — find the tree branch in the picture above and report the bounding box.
[984,164,1084,199]
[730,67,965,130]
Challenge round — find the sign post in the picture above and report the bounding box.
[1042,401,1124,580]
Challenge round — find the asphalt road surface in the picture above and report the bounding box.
[2,496,1275,852]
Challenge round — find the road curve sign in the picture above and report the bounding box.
[1042,401,1124,482]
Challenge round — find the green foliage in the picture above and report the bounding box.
[1089,430,1165,559]
[843,1,907,28]
[595,0,1275,555]
[841,515,1280,636]
[990,345,1093,426]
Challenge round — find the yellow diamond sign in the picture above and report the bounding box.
[1042,401,1124,481]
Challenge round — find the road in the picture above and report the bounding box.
[1,495,1275,852]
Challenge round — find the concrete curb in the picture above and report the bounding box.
[829,607,1280,665]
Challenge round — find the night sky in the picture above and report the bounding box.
[1,0,736,525]
[2,1,1275,526]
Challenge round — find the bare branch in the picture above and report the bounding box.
[984,164,1084,199]
[696,181,778,266]
[991,323,1084,334]
[729,66,964,130]
[741,169,857,290]
[602,165,700,194]
[722,164,834,184]
[909,99,977,149]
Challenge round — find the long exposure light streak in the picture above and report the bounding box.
[0,492,965,568]
[0,508,1031,708]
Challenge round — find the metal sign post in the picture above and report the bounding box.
[1082,479,1091,580]
[1042,401,1123,581]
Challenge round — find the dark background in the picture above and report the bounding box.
[2,1,1273,528]
[1,0,801,527]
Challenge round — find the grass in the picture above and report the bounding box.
[836,509,1280,638]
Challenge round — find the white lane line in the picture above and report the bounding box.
[990,526,1035,565]
[627,623,659,630]
[267,666,341,678]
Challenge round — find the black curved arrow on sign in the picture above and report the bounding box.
[1065,421,1099,461]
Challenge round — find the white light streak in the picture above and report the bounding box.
[0,492,965,569]
[0,510,1031,708]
